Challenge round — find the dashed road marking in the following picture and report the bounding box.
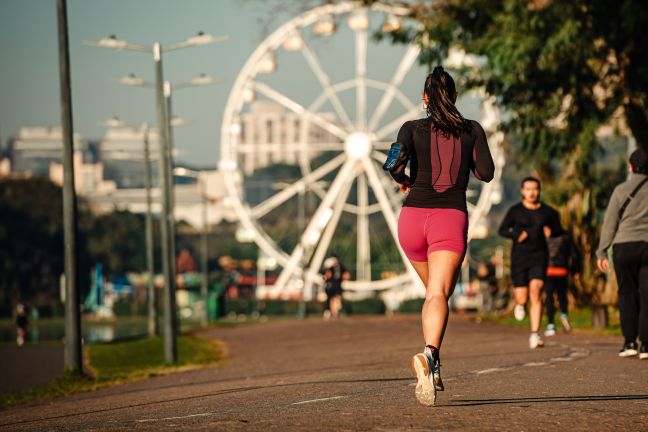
[292,395,348,405]
[136,412,216,423]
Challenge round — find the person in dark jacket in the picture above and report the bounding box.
[544,228,581,336]
[498,177,561,349]
[15,303,29,347]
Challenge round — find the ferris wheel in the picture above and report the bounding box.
[219,1,505,299]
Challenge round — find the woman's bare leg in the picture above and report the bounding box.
[421,251,463,349]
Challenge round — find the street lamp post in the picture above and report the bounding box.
[141,124,157,336]
[85,32,226,363]
[57,0,82,373]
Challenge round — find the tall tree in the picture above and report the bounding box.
[379,0,648,155]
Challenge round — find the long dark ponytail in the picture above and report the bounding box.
[424,66,470,136]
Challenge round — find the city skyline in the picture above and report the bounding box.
[0,0,441,168]
[0,1,325,167]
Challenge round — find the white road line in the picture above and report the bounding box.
[292,396,348,405]
[475,367,506,375]
[136,412,215,423]
[523,361,550,367]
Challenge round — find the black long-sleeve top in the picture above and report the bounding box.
[389,119,495,213]
[498,202,561,257]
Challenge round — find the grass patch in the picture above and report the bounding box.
[0,335,225,409]
[479,306,622,336]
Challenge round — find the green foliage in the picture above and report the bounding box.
[86,211,147,275]
[381,0,648,159]
[0,178,154,316]
[0,178,66,316]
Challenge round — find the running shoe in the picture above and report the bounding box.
[424,346,444,391]
[560,313,572,332]
[640,344,648,360]
[514,304,526,321]
[529,332,544,349]
[544,324,556,337]
[411,353,436,406]
[618,341,638,357]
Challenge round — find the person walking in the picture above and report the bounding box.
[596,148,648,359]
[15,303,29,347]
[384,66,494,406]
[544,228,580,336]
[498,177,560,349]
[321,256,349,320]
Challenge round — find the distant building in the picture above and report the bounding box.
[49,152,116,195]
[239,101,340,175]
[82,169,238,227]
[9,127,85,177]
[98,127,161,189]
[0,158,10,178]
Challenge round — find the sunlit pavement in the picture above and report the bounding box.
[1,315,647,431]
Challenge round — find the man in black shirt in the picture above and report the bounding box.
[499,177,560,349]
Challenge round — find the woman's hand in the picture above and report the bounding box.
[399,184,410,194]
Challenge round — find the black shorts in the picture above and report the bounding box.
[511,254,547,287]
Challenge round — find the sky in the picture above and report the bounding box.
[0,0,480,167]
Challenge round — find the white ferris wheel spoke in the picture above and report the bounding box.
[251,153,346,219]
[361,157,422,285]
[374,104,424,141]
[356,172,371,281]
[253,81,348,141]
[303,164,359,294]
[373,141,394,150]
[301,41,354,131]
[237,142,344,153]
[368,45,420,132]
[272,159,358,293]
[355,21,367,130]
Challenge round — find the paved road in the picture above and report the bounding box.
[0,343,63,394]
[1,315,647,431]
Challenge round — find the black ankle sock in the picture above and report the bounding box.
[425,345,439,359]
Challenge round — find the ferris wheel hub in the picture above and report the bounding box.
[344,132,372,160]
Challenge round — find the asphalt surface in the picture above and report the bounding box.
[0,343,64,394]
[1,314,647,431]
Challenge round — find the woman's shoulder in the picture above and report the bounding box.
[398,118,429,132]
[410,118,431,129]
[460,119,485,140]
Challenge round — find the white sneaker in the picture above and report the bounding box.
[560,314,572,332]
[514,304,526,321]
[529,333,544,349]
[411,353,436,406]
[544,324,556,337]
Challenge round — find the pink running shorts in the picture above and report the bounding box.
[397,207,468,262]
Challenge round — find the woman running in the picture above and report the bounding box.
[384,66,494,406]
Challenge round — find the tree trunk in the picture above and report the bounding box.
[625,102,648,152]
[591,304,609,328]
